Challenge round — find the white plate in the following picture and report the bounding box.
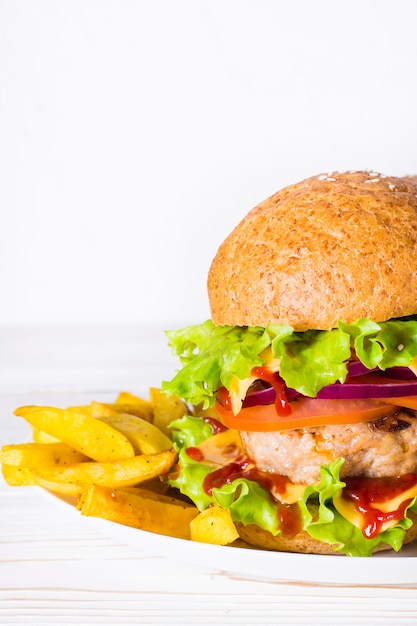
[46,490,417,586]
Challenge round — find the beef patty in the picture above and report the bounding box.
[240,410,417,484]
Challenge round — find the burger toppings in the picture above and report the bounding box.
[214,396,398,432]
[334,474,417,539]
[162,314,417,556]
[162,317,417,430]
[250,366,291,416]
[168,415,417,556]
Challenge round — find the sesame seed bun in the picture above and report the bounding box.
[208,171,417,331]
[403,175,417,184]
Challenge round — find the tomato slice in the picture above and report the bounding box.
[214,398,397,432]
[383,395,417,410]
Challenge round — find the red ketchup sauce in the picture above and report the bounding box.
[250,366,291,416]
[186,447,205,462]
[202,416,227,434]
[185,418,227,462]
[217,387,233,410]
[199,455,301,538]
[342,474,417,539]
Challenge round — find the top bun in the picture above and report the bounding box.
[208,171,417,331]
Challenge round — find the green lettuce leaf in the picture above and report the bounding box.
[170,413,213,449]
[168,416,417,556]
[276,329,351,396]
[298,459,417,556]
[168,415,281,532]
[339,317,417,370]
[162,317,417,403]
[212,479,279,531]
[162,321,291,408]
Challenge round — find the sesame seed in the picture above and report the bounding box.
[389,183,396,191]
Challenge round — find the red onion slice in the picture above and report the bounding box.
[242,367,417,406]
[317,374,417,400]
[382,366,417,380]
[347,362,417,380]
[347,361,377,377]
[242,386,277,407]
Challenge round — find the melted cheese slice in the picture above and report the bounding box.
[195,429,244,467]
[275,482,307,505]
[193,428,307,504]
[333,484,417,534]
[408,355,417,376]
[229,375,257,415]
[229,347,281,415]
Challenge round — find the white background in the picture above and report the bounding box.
[1,0,417,328]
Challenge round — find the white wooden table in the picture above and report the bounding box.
[1,325,417,625]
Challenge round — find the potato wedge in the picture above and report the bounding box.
[89,402,119,418]
[149,387,186,436]
[80,485,198,539]
[86,399,154,424]
[31,448,176,490]
[115,391,154,422]
[64,405,93,417]
[190,504,239,545]
[70,402,130,419]
[95,412,172,455]
[2,463,82,495]
[119,477,169,495]
[116,391,145,404]
[2,464,37,486]
[0,442,90,467]
[32,428,60,444]
[14,406,135,462]
[31,473,83,496]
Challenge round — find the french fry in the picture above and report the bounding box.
[149,387,186,436]
[68,402,120,419]
[31,448,176,490]
[73,398,154,423]
[104,403,154,422]
[32,428,60,444]
[190,504,239,545]
[2,463,82,496]
[64,405,94,417]
[14,406,135,462]
[116,478,169,495]
[32,473,83,496]
[80,485,198,539]
[114,391,154,422]
[89,401,119,418]
[0,442,90,467]
[2,391,210,544]
[2,464,37,486]
[116,391,147,404]
[95,412,172,455]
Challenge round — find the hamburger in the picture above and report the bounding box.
[162,170,417,556]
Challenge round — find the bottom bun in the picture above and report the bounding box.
[236,510,417,555]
